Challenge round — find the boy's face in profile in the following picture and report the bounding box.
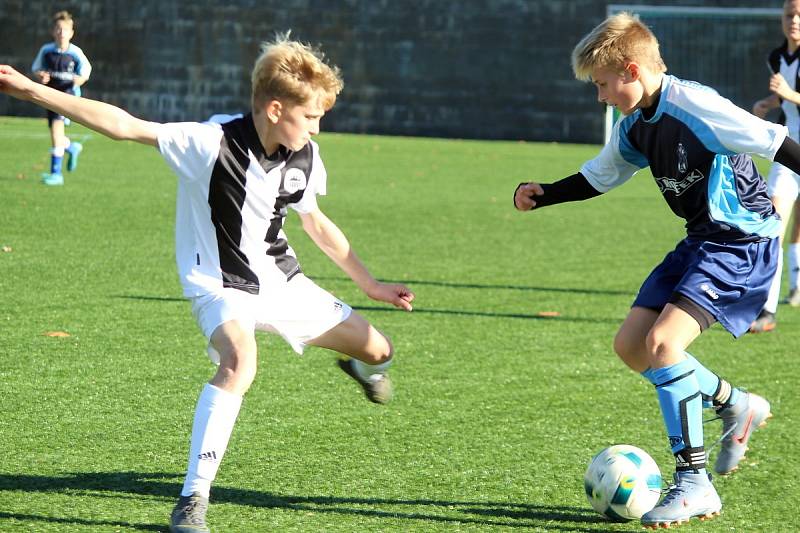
[52,20,74,48]
[784,1,800,44]
[591,65,642,116]
[272,98,324,152]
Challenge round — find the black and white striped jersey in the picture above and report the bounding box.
[768,40,800,141]
[157,113,327,296]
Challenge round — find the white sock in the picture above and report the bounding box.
[352,358,392,383]
[764,249,782,314]
[181,383,243,498]
[789,243,800,291]
[50,147,65,157]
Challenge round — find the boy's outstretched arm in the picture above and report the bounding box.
[514,172,602,211]
[0,65,157,146]
[299,209,415,311]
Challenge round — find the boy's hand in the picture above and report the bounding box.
[366,282,415,311]
[0,65,37,100]
[514,182,544,211]
[752,99,771,118]
[769,73,793,100]
[36,70,51,84]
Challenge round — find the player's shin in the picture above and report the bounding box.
[181,383,243,497]
[650,359,706,472]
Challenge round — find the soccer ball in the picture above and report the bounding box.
[584,444,662,521]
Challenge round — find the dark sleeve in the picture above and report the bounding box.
[773,137,800,174]
[515,172,603,210]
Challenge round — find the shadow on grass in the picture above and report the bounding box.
[313,276,634,297]
[352,305,622,324]
[115,296,623,324]
[0,471,618,532]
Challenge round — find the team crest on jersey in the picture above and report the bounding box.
[283,168,307,194]
[676,143,688,174]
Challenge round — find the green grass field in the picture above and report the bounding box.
[1,115,798,532]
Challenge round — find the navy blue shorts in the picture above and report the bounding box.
[47,110,71,126]
[633,237,779,338]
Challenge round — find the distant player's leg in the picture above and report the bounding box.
[752,166,797,329]
[784,199,800,306]
[65,135,83,172]
[310,311,394,404]
[171,318,256,533]
[640,305,721,528]
[43,115,65,185]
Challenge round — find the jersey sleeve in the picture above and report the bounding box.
[31,45,47,72]
[70,44,92,79]
[290,141,327,214]
[666,85,788,161]
[579,119,645,193]
[157,122,223,182]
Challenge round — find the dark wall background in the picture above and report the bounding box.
[0,1,786,143]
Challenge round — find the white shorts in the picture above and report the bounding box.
[767,162,800,200]
[190,274,352,362]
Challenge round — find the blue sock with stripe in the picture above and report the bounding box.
[683,352,741,410]
[648,359,706,472]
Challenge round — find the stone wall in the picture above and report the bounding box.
[0,0,785,143]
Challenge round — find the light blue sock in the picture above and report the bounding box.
[651,359,706,472]
[683,352,740,409]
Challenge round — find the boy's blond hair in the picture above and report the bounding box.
[53,10,74,26]
[251,33,344,111]
[571,13,666,81]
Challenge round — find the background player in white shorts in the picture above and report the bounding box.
[0,34,414,533]
[750,0,800,332]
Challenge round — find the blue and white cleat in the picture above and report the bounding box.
[66,142,83,172]
[641,471,721,529]
[41,172,64,186]
[714,392,771,475]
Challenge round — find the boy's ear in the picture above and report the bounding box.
[624,62,641,82]
[265,100,283,123]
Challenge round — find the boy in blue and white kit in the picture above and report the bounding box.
[31,10,91,186]
[514,13,800,528]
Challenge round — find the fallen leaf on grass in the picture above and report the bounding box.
[536,311,561,317]
[1,246,11,253]
[44,331,71,337]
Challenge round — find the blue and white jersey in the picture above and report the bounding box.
[582,75,787,242]
[767,40,800,142]
[31,42,91,96]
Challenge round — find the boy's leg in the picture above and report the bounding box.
[171,320,256,533]
[44,117,66,185]
[752,170,795,325]
[785,201,800,305]
[640,305,721,527]
[309,311,394,404]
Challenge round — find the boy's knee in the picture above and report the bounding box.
[612,328,641,360]
[644,329,680,365]
[364,333,393,365]
[213,340,258,393]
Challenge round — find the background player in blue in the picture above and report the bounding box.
[750,0,800,332]
[513,13,800,528]
[0,33,414,532]
[31,10,91,186]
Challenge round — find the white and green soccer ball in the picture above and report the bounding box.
[584,444,662,521]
